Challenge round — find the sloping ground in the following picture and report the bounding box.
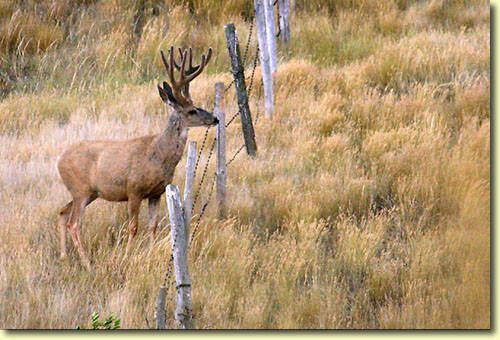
[0,0,490,328]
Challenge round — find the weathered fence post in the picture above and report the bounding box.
[166,185,193,329]
[254,0,274,119]
[224,23,258,156]
[215,82,227,218]
[183,141,197,231]
[156,286,167,329]
[156,143,195,330]
[264,0,278,73]
[278,0,290,45]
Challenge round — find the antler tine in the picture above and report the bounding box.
[161,47,179,90]
[179,49,188,82]
[168,47,182,70]
[188,47,194,72]
[184,47,212,83]
[160,50,169,72]
[205,47,212,64]
[179,48,194,97]
[168,46,176,87]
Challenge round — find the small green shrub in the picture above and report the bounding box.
[77,312,121,330]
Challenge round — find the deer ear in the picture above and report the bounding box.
[158,82,177,104]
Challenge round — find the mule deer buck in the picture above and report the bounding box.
[57,47,217,270]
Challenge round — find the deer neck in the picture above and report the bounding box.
[150,114,188,172]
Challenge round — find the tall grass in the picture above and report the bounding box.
[0,0,490,329]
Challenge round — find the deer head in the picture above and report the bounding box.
[157,46,218,127]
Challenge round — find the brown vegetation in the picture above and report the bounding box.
[0,0,490,329]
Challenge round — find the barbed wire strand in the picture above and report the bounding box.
[192,138,216,210]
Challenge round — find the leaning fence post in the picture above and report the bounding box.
[264,0,278,73]
[254,0,274,119]
[183,141,197,231]
[278,0,290,45]
[224,23,258,156]
[166,185,193,329]
[215,82,227,218]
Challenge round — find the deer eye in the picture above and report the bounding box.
[188,109,197,115]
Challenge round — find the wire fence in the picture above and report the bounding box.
[162,18,260,288]
[190,19,261,238]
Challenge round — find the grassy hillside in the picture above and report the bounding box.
[0,0,490,329]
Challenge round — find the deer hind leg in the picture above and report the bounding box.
[58,201,73,259]
[148,197,160,243]
[126,196,141,254]
[67,196,94,271]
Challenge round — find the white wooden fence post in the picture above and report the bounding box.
[156,143,195,330]
[264,0,278,73]
[166,184,193,329]
[215,82,227,218]
[254,0,274,119]
[183,141,197,231]
[278,0,290,45]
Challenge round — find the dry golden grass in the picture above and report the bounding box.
[0,0,490,329]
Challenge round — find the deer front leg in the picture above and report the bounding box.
[148,197,160,242]
[67,197,92,271]
[58,201,73,259]
[126,196,141,254]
